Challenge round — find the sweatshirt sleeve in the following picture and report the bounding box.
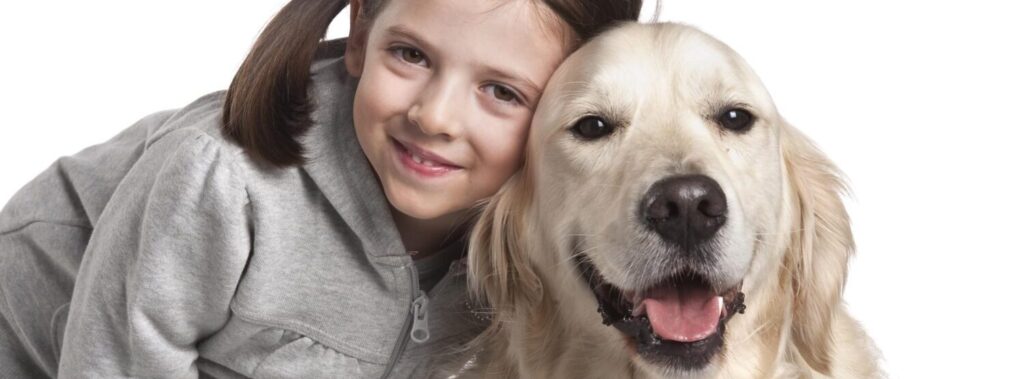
[58,130,252,378]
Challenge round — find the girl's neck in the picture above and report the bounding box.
[390,206,468,260]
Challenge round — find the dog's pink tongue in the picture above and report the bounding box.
[642,285,722,343]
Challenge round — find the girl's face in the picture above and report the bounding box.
[346,0,572,221]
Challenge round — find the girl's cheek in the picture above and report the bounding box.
[362,72,418,118]
[478,116,530,170]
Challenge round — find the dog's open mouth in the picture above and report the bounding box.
[574,252,745,370]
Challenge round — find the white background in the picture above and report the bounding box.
[1,1,1022,377]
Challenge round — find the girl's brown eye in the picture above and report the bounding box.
[494,86,516,102]
[402,48,425,64]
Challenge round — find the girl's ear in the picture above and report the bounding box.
[345,0,369,77]
[780,122,855,375]
[467,168,541,317]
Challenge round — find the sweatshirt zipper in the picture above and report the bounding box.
[380,263,428,379]
[379,257,466,378]
[409,292,430,343]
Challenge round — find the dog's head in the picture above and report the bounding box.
[470,23,853,377]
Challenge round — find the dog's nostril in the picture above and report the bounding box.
[644,198,680,222]
[698,198,726,218]
[667,203,681,219]
[641,175,728,248]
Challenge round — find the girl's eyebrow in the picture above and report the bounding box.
[384,26,438,54]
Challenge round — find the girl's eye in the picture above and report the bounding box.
[392,46,427,66]
[493,85,517,102]
[402,48,424,64]
[484,84,523,105]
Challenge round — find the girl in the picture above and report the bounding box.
[0,0,642,378]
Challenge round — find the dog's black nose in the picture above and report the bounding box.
[641,175,727,247]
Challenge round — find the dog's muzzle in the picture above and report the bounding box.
[570,174,745,371]
[574,252,745,371]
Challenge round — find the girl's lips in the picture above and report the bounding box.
[391,138,462,178]
[394,139,462,168]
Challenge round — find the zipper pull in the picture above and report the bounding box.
[410,291,430,343]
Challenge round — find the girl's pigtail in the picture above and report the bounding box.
[222,0,350,167]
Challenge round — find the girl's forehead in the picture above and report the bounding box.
[374,0,572,45]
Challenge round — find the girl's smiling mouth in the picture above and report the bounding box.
[391,137,463,177]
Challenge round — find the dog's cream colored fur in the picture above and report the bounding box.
[459,23,881,378]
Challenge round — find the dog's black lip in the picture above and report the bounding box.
[635,318,728,371]
[572,243,746,369]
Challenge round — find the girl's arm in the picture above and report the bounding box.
[58,129,251,378]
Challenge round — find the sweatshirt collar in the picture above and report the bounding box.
[299,47,408,259]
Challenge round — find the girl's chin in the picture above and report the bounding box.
[386,191,460,221]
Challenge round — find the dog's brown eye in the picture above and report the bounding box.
[717,108,755,132]
[571,116,614,140]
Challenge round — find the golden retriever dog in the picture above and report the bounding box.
[458,23,882,378]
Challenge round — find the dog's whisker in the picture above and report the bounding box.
[752,229,806,237]
[563,244,607,268]
[734,319,775,346]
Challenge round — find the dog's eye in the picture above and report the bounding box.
[717,108,755,132]
[571,116,615,140]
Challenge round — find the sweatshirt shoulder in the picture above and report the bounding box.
[146,91,240,155]
[149,37,350,164]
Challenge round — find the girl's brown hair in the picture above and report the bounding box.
[222,0,644,166]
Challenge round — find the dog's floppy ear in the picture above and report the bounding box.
[780,122,855,374]
[467,166,542,318]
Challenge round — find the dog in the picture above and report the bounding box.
[455,23,882,378]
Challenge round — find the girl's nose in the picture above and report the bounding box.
[407,78,464,140]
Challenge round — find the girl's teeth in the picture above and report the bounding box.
[411,153,439,167]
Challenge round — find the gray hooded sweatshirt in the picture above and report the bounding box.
[0,39,485,378]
